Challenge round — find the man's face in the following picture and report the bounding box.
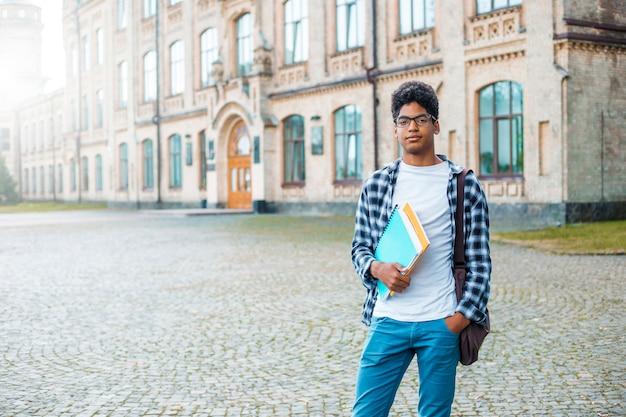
[394,102,440,158]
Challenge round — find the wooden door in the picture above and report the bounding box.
[227,122,252,209]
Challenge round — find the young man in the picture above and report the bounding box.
[351,81,491,417]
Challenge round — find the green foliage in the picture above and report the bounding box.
[0,202,108,213]
[0,154,18,204]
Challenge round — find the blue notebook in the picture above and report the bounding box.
[374,202,430,300]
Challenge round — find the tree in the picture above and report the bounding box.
[0,153,18,204]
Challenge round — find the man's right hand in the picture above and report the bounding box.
[370,261,411,293]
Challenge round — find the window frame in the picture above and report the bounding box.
[200,28,218,87]
[478,81,524,178]
[398,0,435,35]
[336,0,365,52]
[81,156,89,191]
[143,50,157,102]
[143,139,154,190]
[476,0,522,15]
[236,13,253,76]
[334,104,363,183]
[119,143,129,190]
[284,0,309,65]
[169,134,182,188]
[95,154,103,191]
[170,41,185,96]
[118,61,128,108]
[283,115,306,184]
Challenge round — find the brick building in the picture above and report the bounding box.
[3,0,625,229]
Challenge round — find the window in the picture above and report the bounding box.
[117,0,127,29]
[96,90,104,127]
[72,44,78,75]
[283,115,305,183]
[82,94,89,130]
[82,35,90,71]
[143,0,156,18]
[476,0,522,14]
[95,154,103,191]
[119,61,128,108]
[40,167,44,195]
[336,0,365,51]
[144,50,157,101]
[284,0,308,65]
[399,0,435,35]
[58,164,63,193]
[236,13,253,76]
[119,143,128,190]
[49,165,54,193]
[24,169,29,194]
[96,28,103,65]
[70,159,76,191]
[334,105,362,180]
[32,167,36,194]
[200,28,218,87]
[478,81,523,176]
[170,41,185,95]
[170,0,182,5]
[169,134,182,187]
[143,139,154,189]
[199,131,207,189]
[0,128,9,151]
[82,156,89,191]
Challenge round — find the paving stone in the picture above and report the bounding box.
[0,211,624,416]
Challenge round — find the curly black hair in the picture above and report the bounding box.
[390,81,439,121]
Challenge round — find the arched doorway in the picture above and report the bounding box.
[227,121,252,209]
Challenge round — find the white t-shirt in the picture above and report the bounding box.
[373,160,456,322]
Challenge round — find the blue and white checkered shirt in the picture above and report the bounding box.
[351,156,491,326]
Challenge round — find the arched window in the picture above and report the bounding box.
[119,143,128,190]
[95,154,103,191]
[143,51,157,102]
[334,104,362,181]
[283,115,305,183]
[284,0,309,65]
[143,139,154,189]
[118,61,128,108]
[81,156,89,191]
[24,169,29,194]
[69,160,75,191]
[170,41,185,95]
[478,81,523,176]
[236,13,253,76]
[200,28,218,87]
[169,134,182,187]
[477,0,522,15]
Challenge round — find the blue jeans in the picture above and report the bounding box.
[353,316,460,417]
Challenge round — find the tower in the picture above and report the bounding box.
[0,0,45,111]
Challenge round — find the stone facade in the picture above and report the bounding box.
[2,0,625,229]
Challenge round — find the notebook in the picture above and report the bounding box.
[374,202,430,300]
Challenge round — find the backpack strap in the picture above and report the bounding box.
[454,168,470,302]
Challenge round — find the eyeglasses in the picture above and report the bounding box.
[395,113,436,128]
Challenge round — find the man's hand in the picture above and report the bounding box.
[445,312,470,334]
[370,261,411,293]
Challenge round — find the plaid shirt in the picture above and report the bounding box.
[351,156,491,326]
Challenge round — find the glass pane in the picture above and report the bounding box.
[355,133,362,179]
[495,82,511,116]
[335,135,346,180]
[245,168,251,191]
[347,134,356,178]
[510,0,522,5]
[399,0,411,34]
[336,5,347,50]
[425,0,435,28]
[512,115,524,173]
[479,86,493,117]
[346,106,356,132]
[238,167,244,191]
[497,119,511,173]
[295,140,305,181]
[479,119,493,174]
[335,109,345,134]
[284,140,294,181]
[511,82,523,114]
[237,135,251,156]
[494,0,508,9]
[476,0,491,14]
[413,0,425,30]
[231,168,237,192]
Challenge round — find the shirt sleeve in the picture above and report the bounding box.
[456,174,491,325]
[351,184,378,291]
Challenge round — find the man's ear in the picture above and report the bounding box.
[433,120,440,135]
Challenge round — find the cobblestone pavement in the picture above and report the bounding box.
[0,210,624,417]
